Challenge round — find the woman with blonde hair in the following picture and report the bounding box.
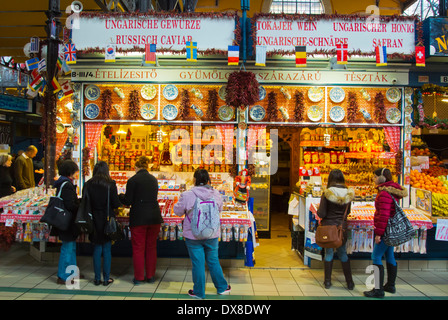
[0,154,16,197]
[119,156,162,285]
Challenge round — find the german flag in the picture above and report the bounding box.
[295,46,306,67]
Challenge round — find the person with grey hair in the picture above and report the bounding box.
[14,145,37,190]
[0,154,16,197]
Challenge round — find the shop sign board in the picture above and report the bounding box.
[71,15,236,52]
[423,17,448,56]
[255,16,416,55]
[0,95,32,113]
[70,67,409,85]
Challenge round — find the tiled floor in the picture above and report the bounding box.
[0,212,447,300]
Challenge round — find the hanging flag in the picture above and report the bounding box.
[38,80,47,96]
[416,46,425,67]
[145,43,156,64]
[64,43,77,65]
[375,46,387,66]
[17,70,22,86]
[60,80,74,98]
[29,74,44,91]
[25,57,39,71]
[105,44,116,63]
[56,55,63,72]
[255,45,266,67]
[30,37,40,53]
[295,46,307,67]
[61,58,71,75]
[336,43,348,65]
[38,58,47,73]
[50,77,62,93]
[186,41,197,62]
[228,45,239,66]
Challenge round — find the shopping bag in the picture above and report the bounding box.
[40,181,72,231]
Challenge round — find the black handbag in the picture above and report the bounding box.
[75,188,94,234]
[40,181,72,231]
[104,185,124,241]
[383,192,415,247]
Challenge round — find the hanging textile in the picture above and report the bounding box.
[85,122,103,158]
[384,126,400,153]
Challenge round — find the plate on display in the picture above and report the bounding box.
[84,103,100,119]
[329,87,345,103]
[72,119,81,129]
[404,105,413,115]
[163,84,178,100]
[258,86,266,101]
[308,87,324,102]
[329,106,345,122]
[162,104,178,120]
[140,104,157,120]
[307,105,323,122]
[386,88,401,103]
[73,101,81,111]
[218,105,234,121]
[386,107,401,124]
[141,84,157,100]
[218,85,227,101]
[250,105,266,121]
[84,85,100,101]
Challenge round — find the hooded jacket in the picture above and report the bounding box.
[374,180,408,237]
[173,185,223,240]
[317,185,355,226]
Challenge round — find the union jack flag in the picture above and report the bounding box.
[64,43,77,65]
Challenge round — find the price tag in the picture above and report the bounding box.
[5,218,14,227]
[436,219,448,241]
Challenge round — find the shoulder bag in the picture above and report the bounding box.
[383,192,415,247]
[75,187,94,234]
[40,181,72,231]
[315,203,350,249]
[104,185,124,241]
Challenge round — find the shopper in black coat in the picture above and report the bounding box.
[52,160,81,285]
[0,154,16,198]
[83,161,122,286]
[119,156,162,284]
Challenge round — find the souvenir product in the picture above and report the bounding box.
[113,104,124,118]
[162,104,178,120]
[258,86,266,101]
[360,108,372,121]
[386,107,401,124]
[218,85,227,101]
[73,101,81,111]
[307,105,323,122]
[329,87,345,103]
[404,105,413,115]
[163,84,179,100]
[113,87,125,99]
[56,123,65,133]
[72,119,81,129]
[191,104,204,117]
[386,88,401,103]
[279,107,289,120]
[308,87,324,102]
[329,106,345,122]
[218,105,234,121]
[141,84,157,100]
[250,105,266,121]
[84,85,100,101]
[84,103,100,119]
[140,104,157,120]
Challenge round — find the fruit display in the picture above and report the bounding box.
[422,166,448,177]
[432,192,448,217]
[410,170,448,194]
[411,136,425,147]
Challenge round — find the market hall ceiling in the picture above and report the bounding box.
[0,0,418,62]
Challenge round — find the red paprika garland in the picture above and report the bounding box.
[180,89,191,121]
[82,147,91,177]
[206,89,219,121]
[347,92,359,123]
[293,90,305,122]
[374,92,387,123]
[101,89,113,119]
[128,89,140,120]
[225,71,259,109]
[267,91,280,122]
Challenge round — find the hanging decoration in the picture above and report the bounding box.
[225,71,260,110]
[374,92,386,123]
[293,90,305,122]
[100,89,113,119]
[347,91,359,123]
[266,91,280,122]
[206,89,219,121]
[180,89,191,121]
[82,147,91,177]
[128,89,140,120]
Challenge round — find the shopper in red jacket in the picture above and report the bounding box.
[364,168,408,298]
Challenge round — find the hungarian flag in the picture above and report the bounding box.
[105,44,116,63]
[186,41,197,62]
[50,77,62,93]
[416,46,425,67]
[295,46,307,67]
[255,45,266,67]
[29,73,44,91]
[376,46,387,66]
[60,80,73,98]
[145,44,156,64]
[228,45,239,66]
[25,57,39,71]
[336,43,348,65]
[64,43,77,65]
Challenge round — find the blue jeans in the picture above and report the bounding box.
[324,243,349,262]
[185,238,228,299]
[57,241,77,281]
[93,241,112,281]
[371,238,396,266]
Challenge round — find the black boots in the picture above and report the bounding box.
[323,260,354,290]
[383,263,397,294]
[363,264,385,298]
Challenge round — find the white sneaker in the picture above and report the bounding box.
[218,285,231,295]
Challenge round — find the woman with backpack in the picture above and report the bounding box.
[316,169,355,290]
[364,168,408,298]
[83,161,122,286]
[119,156,162,285]
[173,169,230,299]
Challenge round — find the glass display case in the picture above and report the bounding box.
[250,153,271,238]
